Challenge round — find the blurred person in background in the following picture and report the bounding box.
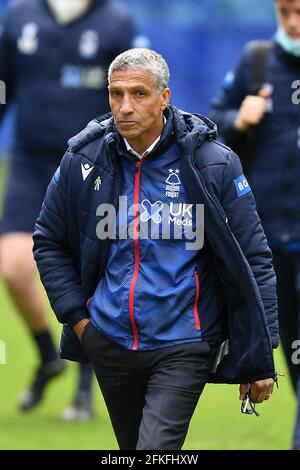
[210,0,300,450]
[0,0,144,420]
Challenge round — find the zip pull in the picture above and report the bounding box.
[135,161,141,171]
[274,372,285,389]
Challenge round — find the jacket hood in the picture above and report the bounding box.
[67,105,218,153]
[169,105,217,143]
[67,112,112,151]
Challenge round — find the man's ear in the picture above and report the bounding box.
[161,88,171,110]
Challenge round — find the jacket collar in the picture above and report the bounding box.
[67,105,218,163]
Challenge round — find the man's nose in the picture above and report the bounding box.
[287,13,299,32]
[120,94,133,114]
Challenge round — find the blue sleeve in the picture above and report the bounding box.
[33,151,89,327]
[220,150,279,348]
[210,45,251,139]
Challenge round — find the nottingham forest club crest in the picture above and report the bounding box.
[79,30,100,59]
[17,23,39,55]
[165,168,181,198]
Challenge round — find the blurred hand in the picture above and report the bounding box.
[73,318,90,343]
[235,87,272,131]
[239,378,274,404]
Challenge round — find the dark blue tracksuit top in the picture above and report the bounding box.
[88,115,224,350]
[0,0,140,158]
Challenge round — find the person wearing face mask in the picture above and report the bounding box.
[0,0,145,421]
[210,0,300,450]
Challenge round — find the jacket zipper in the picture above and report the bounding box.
[194,271,201,331]
[128,159,146,350]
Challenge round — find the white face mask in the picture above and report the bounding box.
[275,26,300,58]
[47,0,90,25]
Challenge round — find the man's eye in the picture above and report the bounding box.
[111,90,121,97]
[135,90,145,96]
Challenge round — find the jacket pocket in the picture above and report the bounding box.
[81,321,92,347]
[60,324,90,363]
[193,271,201,331]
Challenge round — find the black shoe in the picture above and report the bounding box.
[19,358,67,411]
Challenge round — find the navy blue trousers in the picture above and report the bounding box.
[82,322,215,450]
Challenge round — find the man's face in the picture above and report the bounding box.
[276,0,300,39]
[108,69,170,143]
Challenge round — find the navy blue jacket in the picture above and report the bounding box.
[0,0,139,158]
[210,41,300,246]
[75,111,224,351]
[33,105,279,384]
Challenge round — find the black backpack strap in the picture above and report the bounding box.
[248,40,272,94]
[224,41,271,177]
